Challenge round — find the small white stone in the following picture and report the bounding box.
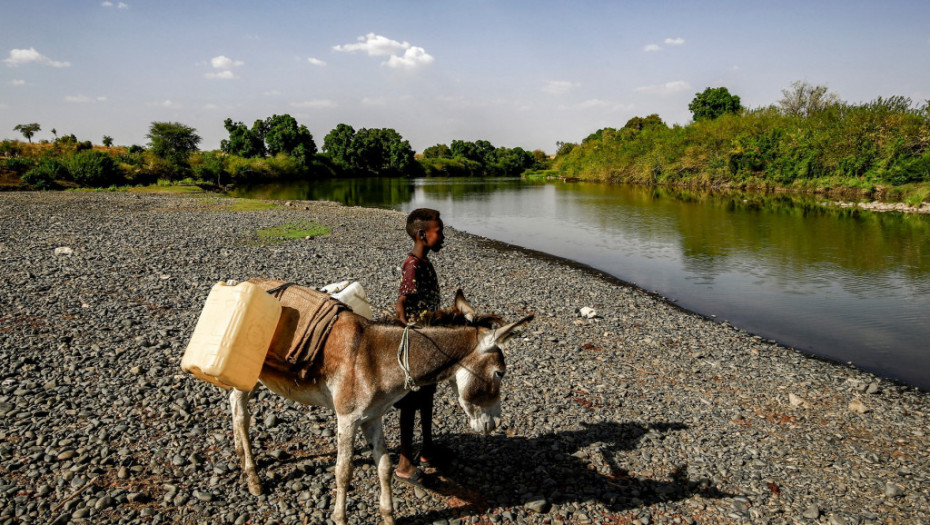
[579,307,597,319]
[54,246,73,256]
[848,398,869,414]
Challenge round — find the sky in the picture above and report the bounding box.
[2,0,929,153]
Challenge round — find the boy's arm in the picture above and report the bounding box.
[395,295,408,325]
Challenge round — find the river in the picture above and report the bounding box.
[231,177,930,391]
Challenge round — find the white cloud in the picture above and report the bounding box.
[635,80,692,94]
[8,79,25,86]
[362,96,386,105]
[101,2,129,8]
[385,46,434,69]
[264,90,281,96]
[664,37,685,46]
[210,55,243,69]
[643,44,661,52]
[334,33,409,56]
[203,103,219,110]
[147,99,179,108]
[3,48,70,68]
[307,57,326,66]
[334,33,434,69]
[65,94,107,103]
[543,80,580,95]
[204,70,236,80]
[291,99,336,109]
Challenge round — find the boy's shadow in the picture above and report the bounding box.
[400,420,732,524]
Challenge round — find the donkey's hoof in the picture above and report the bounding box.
[247,479,263,496]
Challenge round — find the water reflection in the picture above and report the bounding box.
[233,177,930,390]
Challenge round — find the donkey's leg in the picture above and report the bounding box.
[332,415,359,525]
[229,387,262,495]
[362,418,395,525]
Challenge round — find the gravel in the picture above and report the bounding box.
[1,191,928,525]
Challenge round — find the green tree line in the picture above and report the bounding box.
[2,113,548,190]
[552,82,930,200]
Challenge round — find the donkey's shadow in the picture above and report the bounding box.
[398,420,731,524]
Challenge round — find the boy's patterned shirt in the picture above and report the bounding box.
[398,254,440,322]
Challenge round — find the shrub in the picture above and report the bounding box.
[22,158,68,189]
[68,150,124,187]
[4,157,33,174]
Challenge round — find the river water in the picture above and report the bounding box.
[232,177,930,391]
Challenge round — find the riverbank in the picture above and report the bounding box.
[1,191,927,525]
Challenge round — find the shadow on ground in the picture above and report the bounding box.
[395,420,731,524]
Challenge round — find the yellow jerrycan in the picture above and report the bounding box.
[181,281,282,390]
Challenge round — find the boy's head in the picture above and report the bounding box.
[406,208,444,251]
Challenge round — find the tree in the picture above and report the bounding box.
[688,87,742,121]
[555,141,577,156]
[422,144,452,159]
[623,114,666,131]
[323,125,414,175]
[352,128,415,174]
[14,123,41,143]
[255,114,317,167]
[221,118,265,158]
[322,123,357,167]
[778,81,841,117]
[102,135,114,147]
[146,121,201,165]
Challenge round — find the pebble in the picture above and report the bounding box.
[0,192,928,525]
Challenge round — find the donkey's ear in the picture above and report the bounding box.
[454,289,476,321]
[491,314,534,346]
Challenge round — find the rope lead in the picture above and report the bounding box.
[397,325,419,391]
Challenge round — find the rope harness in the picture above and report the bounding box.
[396,325,420,391]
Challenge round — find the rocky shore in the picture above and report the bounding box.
[1,191,927,525]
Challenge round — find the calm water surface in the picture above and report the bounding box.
[233,178,930,390]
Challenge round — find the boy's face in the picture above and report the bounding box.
[421,219,445,252]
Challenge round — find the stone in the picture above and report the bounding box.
[884,482,905,498]
[848,399,869,414]
[802,504,820,519]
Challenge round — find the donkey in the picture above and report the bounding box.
[229,290,533,525]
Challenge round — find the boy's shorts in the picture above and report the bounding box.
[393,383,437,410]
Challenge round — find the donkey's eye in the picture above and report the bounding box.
[493,370,505,379]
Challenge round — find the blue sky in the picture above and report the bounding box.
[2,0,929,153]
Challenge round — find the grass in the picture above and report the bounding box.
[256,220,331,241]
[128,184,205,195]
[223,199,282,211]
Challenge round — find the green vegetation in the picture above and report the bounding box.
[552,82,930,202]
[256,220,330,240]
[419,139,546,177]
[5,82,929,204]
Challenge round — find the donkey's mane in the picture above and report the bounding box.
[379,306,503,329]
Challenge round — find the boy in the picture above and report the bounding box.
[394,208,445,487]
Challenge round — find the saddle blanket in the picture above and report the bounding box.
[248,278,346,379]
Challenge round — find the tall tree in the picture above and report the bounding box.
[221,118,265,158]
[688,87,742,121]
[422,144,452,159]
[256,114,317,167]
[778,81,841,117]
[13,123,41,143]
[146,121,201,165]
[322,123,357,167]
[102,135,114,147]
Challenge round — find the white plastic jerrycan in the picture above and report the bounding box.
[321,281,374,320]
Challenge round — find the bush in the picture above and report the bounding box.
[4,157,33,174]
[22,158,68,189]
[68,150,124,187]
